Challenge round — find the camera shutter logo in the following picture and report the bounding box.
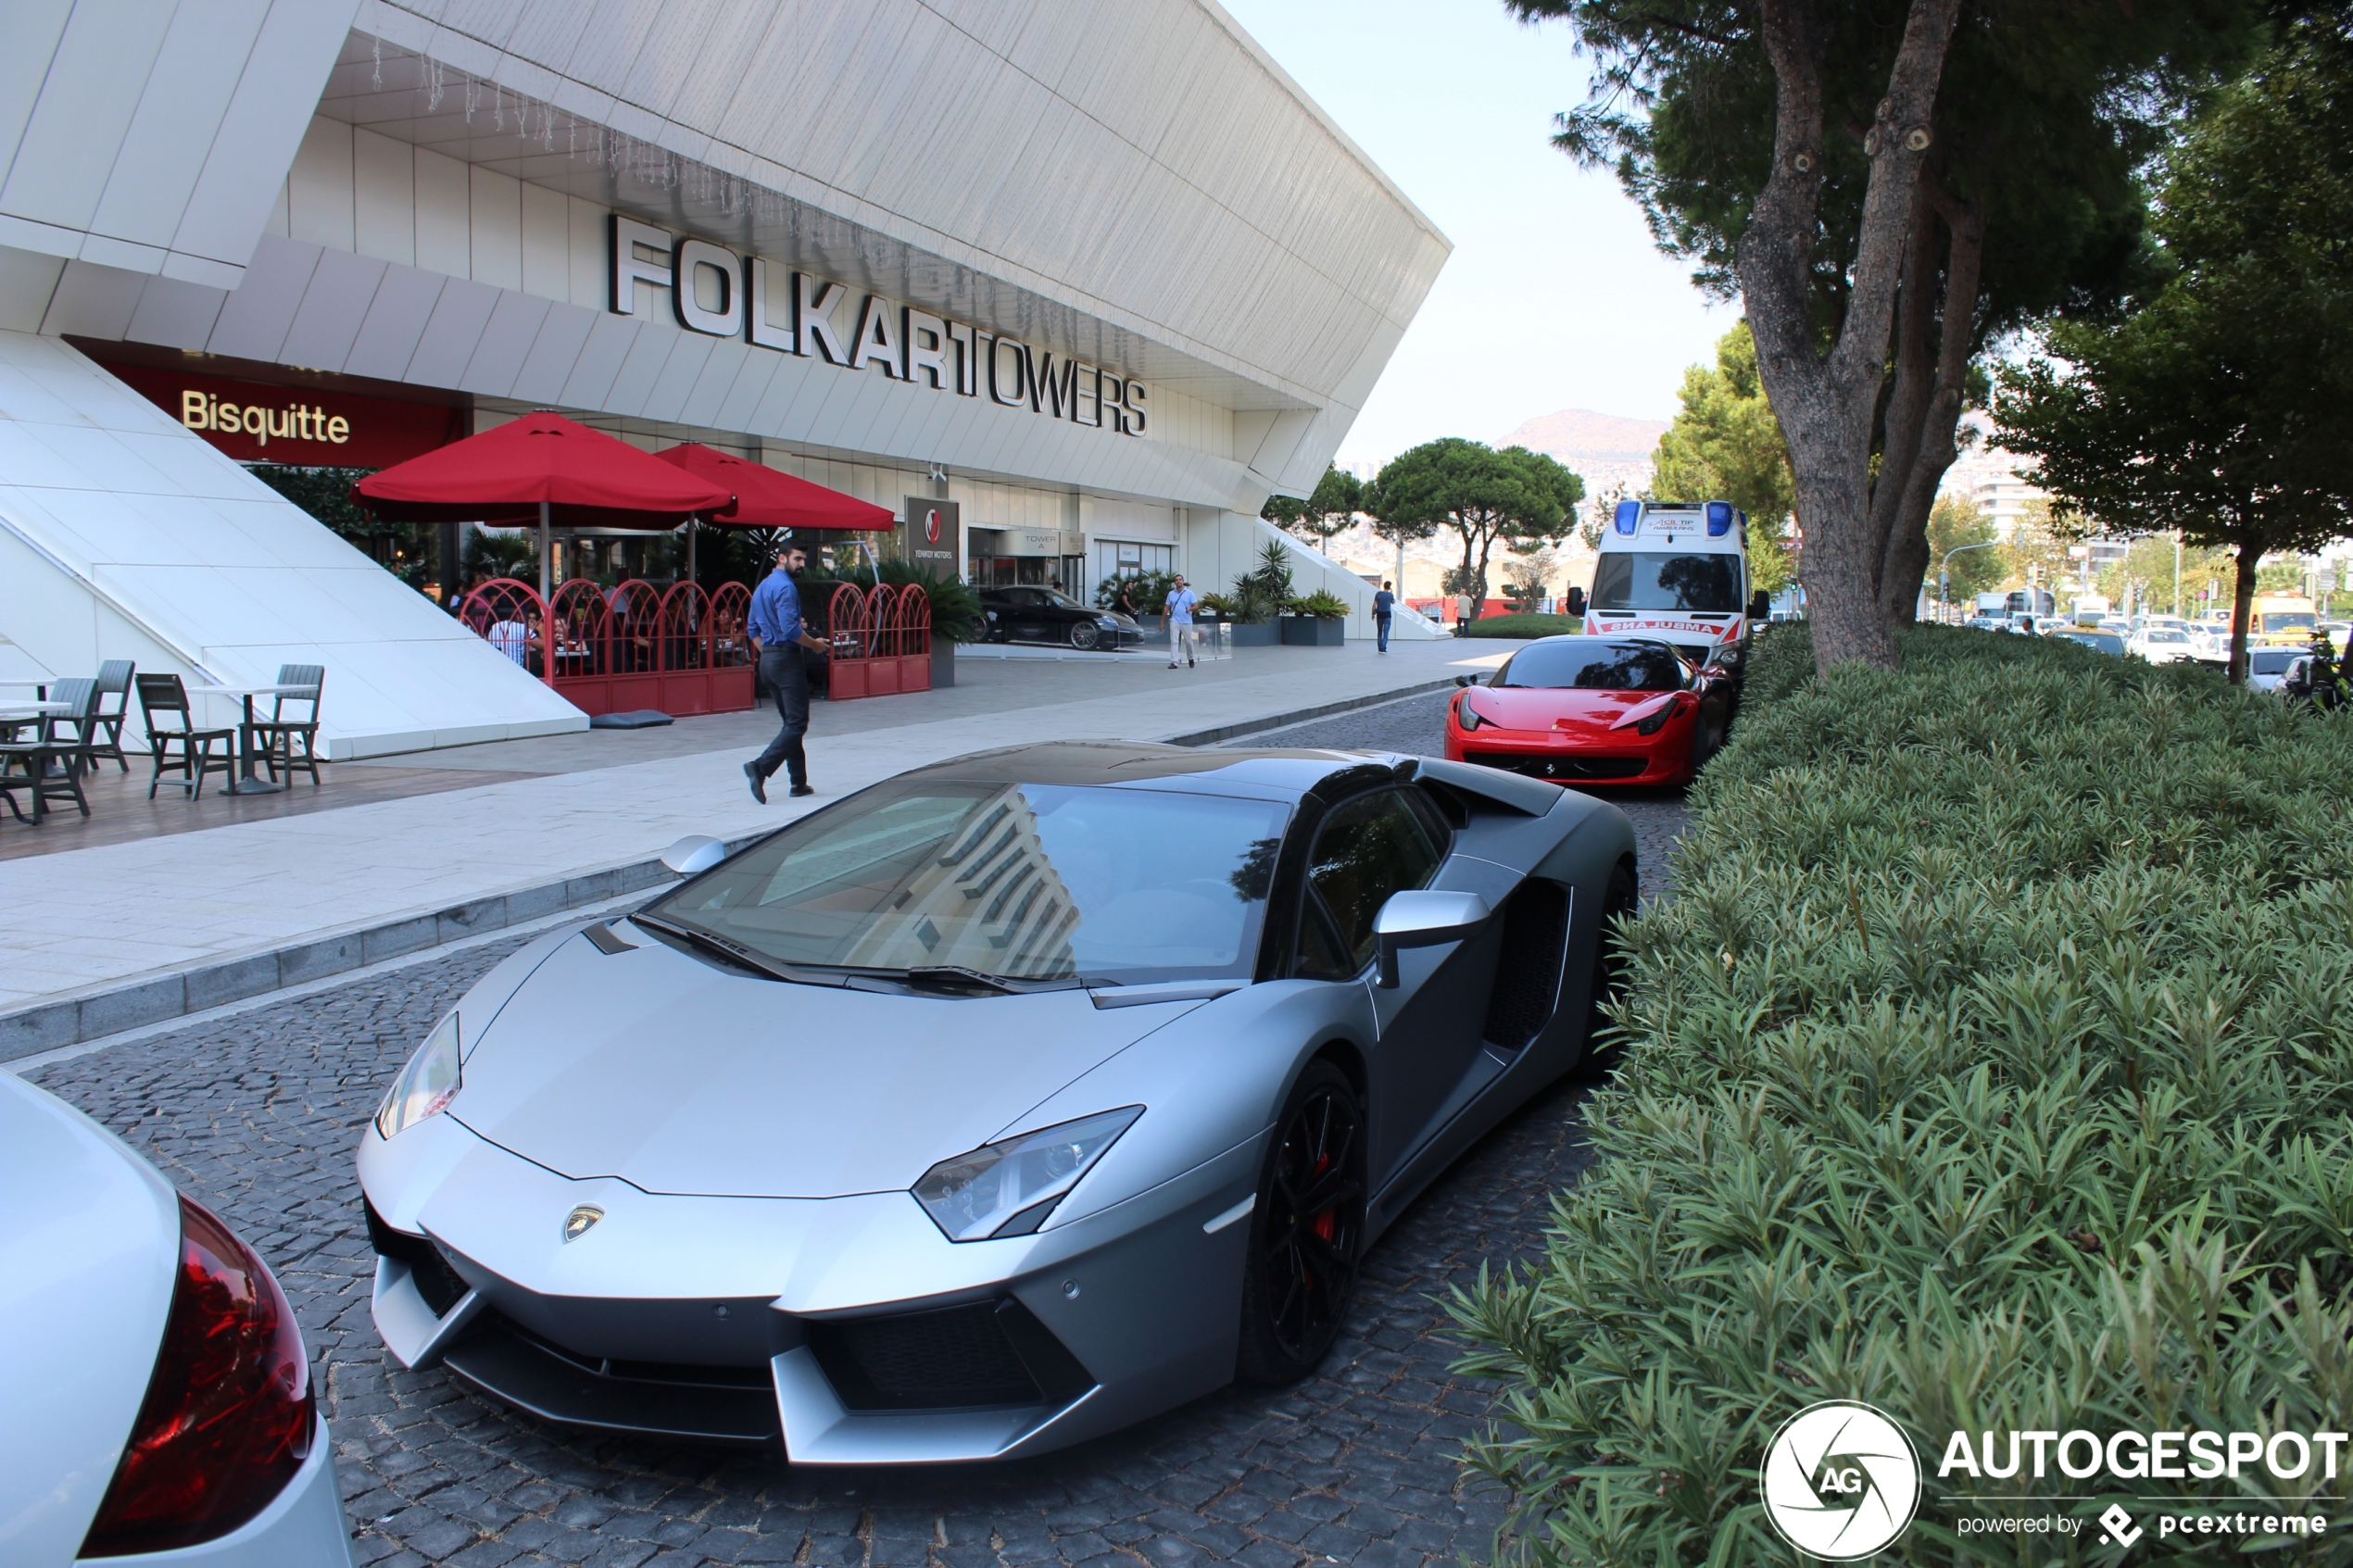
[1761,1400,1920,1560]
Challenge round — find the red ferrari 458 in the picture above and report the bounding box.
[1443,636,1731,786]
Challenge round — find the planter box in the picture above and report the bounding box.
[1228,621,1280,647]
[1280,616,1346,647]
[932,641,956,689]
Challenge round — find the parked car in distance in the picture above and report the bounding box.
[978,587,1146,651]
[2127,627,2198,663]
[0,1073,352,1568]
[1444,635,1731,786]
[2246,646,2302,691]
[2054,630,2126,657]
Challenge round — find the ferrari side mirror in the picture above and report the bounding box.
[1749,590,1771,620]
[1453,673,1478,687]
[1565,586,1587,618]
[661,834,726,877]
[1373,889,1491,988]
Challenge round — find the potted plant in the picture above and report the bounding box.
[844,558,982,687]
[1227,540,1294,646]
[1280,588,1352,646]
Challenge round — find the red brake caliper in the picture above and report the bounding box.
[1309,1152,1335,1243]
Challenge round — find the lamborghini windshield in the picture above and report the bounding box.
[1591,552,1742,613]
[647,782,1287,985]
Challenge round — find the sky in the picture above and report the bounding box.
[1217,0,1734,469]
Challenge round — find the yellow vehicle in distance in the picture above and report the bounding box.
[2248,595,2322,647]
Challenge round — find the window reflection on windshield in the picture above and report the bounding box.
[648,782,1288,983]
[1591,552,1741,612]
[1496,641,1685,692]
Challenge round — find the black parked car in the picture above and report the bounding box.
[979,586,1147,650]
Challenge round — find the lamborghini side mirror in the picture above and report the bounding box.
[1373,889,1491,988]
[661,834,726,877]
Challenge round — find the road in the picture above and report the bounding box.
[26,704,1686,1568]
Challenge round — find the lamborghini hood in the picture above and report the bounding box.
[444,924,1189,1200]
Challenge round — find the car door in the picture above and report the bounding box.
[1292,788,1495,1188]
[1005,588,1053,644]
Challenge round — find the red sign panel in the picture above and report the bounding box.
[98,361,466,468]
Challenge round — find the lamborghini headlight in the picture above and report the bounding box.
[913,1107,1143,1241]
[376,1011,460,1140]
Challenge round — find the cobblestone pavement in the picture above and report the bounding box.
[1231,692,1689,906]
[29,701,1692,1568]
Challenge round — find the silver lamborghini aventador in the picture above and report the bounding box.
[358,742,1636,1465]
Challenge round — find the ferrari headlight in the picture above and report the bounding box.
[1457,694,1483,731]
[913,1107,1142,1241]
[375,1011,460,1140]
[1633,697,1682,735]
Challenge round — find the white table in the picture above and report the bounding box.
[185,684,313,796]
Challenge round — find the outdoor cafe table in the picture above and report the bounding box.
[185,684,312,796]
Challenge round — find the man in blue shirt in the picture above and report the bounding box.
[744,545,827,803]
[1373,579,1396,653]
[1164,574,1199,668]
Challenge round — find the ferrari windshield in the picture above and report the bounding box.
[1495,640,1685,692]
[1591,552,1742,613]
[647,782,1288,985]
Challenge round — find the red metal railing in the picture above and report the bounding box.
[824,581,932,700]
[459,576,757,718]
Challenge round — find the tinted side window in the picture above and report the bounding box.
[1298,791,1442,978]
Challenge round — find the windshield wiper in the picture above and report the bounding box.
[901,965,1089,995]
[627,913,843,987]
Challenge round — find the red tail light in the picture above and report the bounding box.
[79,1195,315,1558]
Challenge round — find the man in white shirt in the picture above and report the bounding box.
[1165,575,1199,668]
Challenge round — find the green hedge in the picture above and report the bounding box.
[1459,613,1584,639]
[1452,624,2353,1564]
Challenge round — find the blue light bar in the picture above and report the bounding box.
[1614,499,1642,535]
[1705,501,1733,536]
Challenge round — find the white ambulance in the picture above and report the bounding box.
[1575,499,1764,665]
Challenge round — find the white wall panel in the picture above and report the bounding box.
[279,247,387,369]
[457,289,548,395]
[519,181,568,300]
[205,238,321,362]
[467,166,523,292]
[342,261,445,379]
[411,146,471,277]
[122,274,229,351]
[508,300,596,404]
[353,128,417,265]
[288,118,358,252]
[404,274,500,386]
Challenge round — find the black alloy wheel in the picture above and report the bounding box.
[1237,1060,1365,1383]
[1070,622,1100,650]
[1577,861,1640,1076]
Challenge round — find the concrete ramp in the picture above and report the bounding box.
[0,329,582,757]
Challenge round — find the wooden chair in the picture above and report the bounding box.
[135,673,235,801]
[86,659,135,772]
[250,663,324,787]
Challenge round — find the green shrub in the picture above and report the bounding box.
[1451,624,2353,1565]
[1458,613,1583,639]
[1288,589,1353,620]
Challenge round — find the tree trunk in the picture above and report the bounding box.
[1878,189,1986,627]
[1740,0,1964,670]
[2229,541,2258,684]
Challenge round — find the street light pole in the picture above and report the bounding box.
[1942,540,1999,621]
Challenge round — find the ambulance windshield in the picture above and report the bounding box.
[1592,553,1741,613]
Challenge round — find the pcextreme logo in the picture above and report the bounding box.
[1762,1400,1922,1560]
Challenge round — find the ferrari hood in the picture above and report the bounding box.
[444,925,1189,1199]
[1464,686,1669,734]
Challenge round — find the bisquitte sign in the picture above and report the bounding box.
[98,360,467,469]
[612,217,1151,438]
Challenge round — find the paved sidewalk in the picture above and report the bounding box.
[1,639,1506,1048]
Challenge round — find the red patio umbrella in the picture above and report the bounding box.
[652,444,897,531]
[352,411,736,599]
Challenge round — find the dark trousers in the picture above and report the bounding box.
[1375,613,1391,652]
[752,646,810,786]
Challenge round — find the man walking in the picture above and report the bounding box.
[1165,573,1199,668]
[744,544,828,803]
[1373,579,1395,653]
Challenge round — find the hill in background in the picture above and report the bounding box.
[1497,408,1668,465]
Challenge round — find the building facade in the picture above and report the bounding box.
[0,0,1449,757]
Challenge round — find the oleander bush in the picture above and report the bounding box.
[1451,624,2353,1565]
